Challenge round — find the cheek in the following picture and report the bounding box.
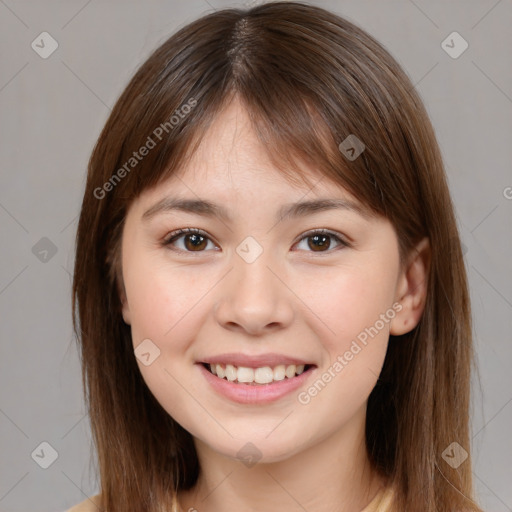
[300,261,397,351]
[125,270,172,342]
[123,258,209,433]
[295,269,394,425]
[124,253,205,343]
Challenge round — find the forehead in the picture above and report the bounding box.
[150,99,351,203]
[177,99,292,187]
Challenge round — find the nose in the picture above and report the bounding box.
[213,250,294,336]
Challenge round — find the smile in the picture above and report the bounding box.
[204,362,311,385]
[197,358,317,404]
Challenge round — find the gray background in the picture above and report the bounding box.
[0,1,511,511]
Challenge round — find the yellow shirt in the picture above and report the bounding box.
[68,487,394,511]
[361,486,394,512]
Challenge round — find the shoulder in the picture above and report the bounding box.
[66,494,102,512]
[362,485,395,512]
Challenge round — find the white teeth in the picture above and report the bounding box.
[273,364,286,381]
[254,366,274,384]
[216,364,225,379]
[237,367,254,383]
[285,365,296,379]
[207,363,309,384]
[225,364,237,382]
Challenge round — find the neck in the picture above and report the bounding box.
[177,407,386,512]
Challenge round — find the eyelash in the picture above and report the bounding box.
[162,227,350,254]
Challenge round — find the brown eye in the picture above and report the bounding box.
[295,230,347,253]
[164,228,216,252]
[183,233,208,251]
[307,234,332,251]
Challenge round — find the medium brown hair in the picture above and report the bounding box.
[72,2,482,510]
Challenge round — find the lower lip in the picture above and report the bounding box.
[197,363,316,404]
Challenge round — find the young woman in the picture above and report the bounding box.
[70,2,483,511]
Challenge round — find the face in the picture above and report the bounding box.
[119,99,418,464]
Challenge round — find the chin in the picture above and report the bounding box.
[202,434,307,466]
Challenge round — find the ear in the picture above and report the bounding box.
[121,292,131,325]
[118,278,131,325]
[108,244,131,325]
[390,237,430,336]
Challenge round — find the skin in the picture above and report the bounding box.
[119,97,430,512]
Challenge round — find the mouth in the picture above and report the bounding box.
[201,362,316,385]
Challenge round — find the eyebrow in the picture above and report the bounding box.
[142,196,370,223]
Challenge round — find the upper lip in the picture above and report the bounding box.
[199,352,314,368]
